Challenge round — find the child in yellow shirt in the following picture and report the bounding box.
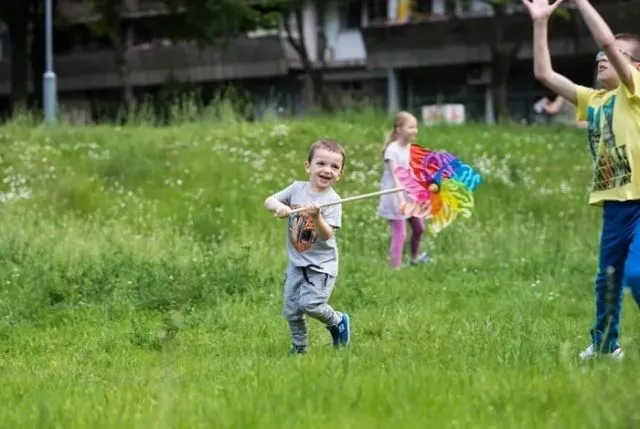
[523,0,640,360]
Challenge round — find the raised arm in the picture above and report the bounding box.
[523,0,578,105]
[573,0,635,93]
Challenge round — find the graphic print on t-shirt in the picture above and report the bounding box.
[587,95,632,192]
[288,205,318,252]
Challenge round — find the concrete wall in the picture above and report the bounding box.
[0,36,290,95]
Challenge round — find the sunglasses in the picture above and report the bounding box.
[595,49,640,63]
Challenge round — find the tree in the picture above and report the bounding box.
[161,0,265,45]
[0,0,62,116]
[0,0,33,113]
[78,0,267,114]
[263,0,330,110]
[484,0,526,123]
[74,0,135,113]
[449,0,570,122]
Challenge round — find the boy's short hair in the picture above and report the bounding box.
[307,139,346,170]
[615,33,640,60]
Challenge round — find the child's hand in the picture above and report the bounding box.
[302,202,321,219]
[521,0,564,22]
[275,205,292,218]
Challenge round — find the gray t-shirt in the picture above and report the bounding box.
[378,141,410,220]
[274,181,342,276]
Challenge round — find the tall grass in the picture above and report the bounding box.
[0,107,637,428]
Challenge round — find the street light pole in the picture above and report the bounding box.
[43,0,57,124]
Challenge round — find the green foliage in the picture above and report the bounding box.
[262,0,304,14]
[0,113,638,427]
[161,0,269,44]
[77,0,276,47]
[84,0,123,38]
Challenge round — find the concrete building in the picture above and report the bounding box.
[0,0,384,121]
[0,0,637,122]
[362,0,640,123]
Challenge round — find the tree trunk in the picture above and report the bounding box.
[111,26,135,115]
[491,79,509,123]
[310,70,324,110]
[281,3,331,113]
[491,51,510,123]
[283,8,317,112]
[486,1,524,124]
[313,0,328,110]
[30,1,45,113]
[491,41,523,123]
[8,5,30,114]
[487,4,513,123]
[300,74,315,111]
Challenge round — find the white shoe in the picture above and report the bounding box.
[611,347,625,361]
[578,344,598,360]
[409,252,432,266]
[578,344,624,361]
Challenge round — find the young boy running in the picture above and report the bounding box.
[264,138,351,355]
[523,0,640,360]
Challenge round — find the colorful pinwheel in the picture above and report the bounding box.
[394,144,483,234]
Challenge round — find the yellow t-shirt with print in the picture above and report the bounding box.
[576,68,640,206]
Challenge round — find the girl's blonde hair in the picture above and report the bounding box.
[381,111,416,155]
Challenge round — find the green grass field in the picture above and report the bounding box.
[0,112,639,428]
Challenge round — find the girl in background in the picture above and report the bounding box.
[378,111,431,270]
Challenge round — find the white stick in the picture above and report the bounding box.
[287,187,404,215]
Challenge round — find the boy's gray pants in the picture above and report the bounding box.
[283,264,341,347]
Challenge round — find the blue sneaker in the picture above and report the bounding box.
[328,313,350,347]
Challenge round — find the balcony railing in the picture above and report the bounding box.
[58,0,169,23]
[362,0,633,28]
[0,35,290,94]
[361,1,640,68]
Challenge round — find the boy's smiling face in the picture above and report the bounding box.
[305,148,344,192]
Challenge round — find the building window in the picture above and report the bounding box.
[341,1,362,29]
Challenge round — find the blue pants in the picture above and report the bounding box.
[592,200,640,352]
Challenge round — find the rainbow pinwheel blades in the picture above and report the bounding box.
[394,144,483,234]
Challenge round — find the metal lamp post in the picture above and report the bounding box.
[43,0,57,124]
